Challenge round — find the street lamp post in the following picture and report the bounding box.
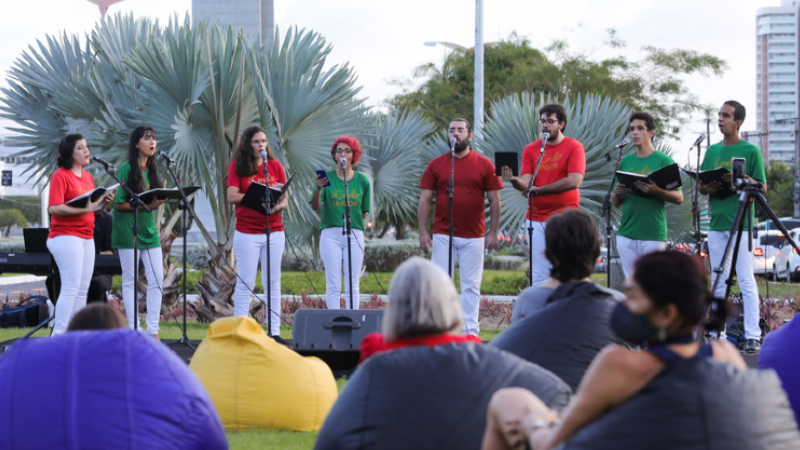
[474,0,484,140]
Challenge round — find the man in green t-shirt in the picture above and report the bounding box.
[612,112,683,279]
[699,100,766,353]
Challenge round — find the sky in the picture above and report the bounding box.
[0,0,787,162]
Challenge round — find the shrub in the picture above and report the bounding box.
[363,239,424,272]
[0,239,25,252]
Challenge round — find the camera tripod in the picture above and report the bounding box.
[709,181,800,339]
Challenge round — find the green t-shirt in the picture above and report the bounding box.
[112,161,161,249]
[313,170,371,231]
[701,140,766,231]
[617,150,679,242]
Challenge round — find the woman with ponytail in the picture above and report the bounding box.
[483,250,749,450]
[112,126,168,339]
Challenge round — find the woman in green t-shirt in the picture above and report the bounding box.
[311,136,371,310]
[112,126,168,339]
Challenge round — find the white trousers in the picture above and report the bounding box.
[708,230,761,340]
[527,220,551,286]
[616,235,668,280]
[431,233,484,336]
[320,227,364,310]
[233,230,285,335]
[47,235,95,336]
[119,247,164,334]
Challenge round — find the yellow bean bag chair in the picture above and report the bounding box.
[189,316,337,431]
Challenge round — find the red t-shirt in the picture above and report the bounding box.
[48,167,96,239]
[521,136,586,222]
[419,150,503,238]
[227,160,286,234]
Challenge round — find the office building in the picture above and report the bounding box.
[756,0,800,163]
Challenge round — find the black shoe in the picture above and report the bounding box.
[271,335,292,348]
[744,338,761,353]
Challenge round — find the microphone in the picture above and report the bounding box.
[158,150,175,164]
[260,150,267,162]
[540,132,549,152]
[340,157,347,169]
[691,133,706,147]
[612,138,630,149]
[92,156,112,169]
[449,136,456,150]
[604,139,630,161]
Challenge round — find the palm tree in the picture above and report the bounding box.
[477,92,697,244]
[0,14,369,320]
[359,110,437,240]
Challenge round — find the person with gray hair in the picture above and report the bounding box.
[381,256,465,341]
[315,257,573,450]
[360,257,478,360]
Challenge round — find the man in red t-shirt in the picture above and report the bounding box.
[418,118,503,336]
[502,103,586,285]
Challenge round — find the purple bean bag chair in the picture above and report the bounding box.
[0,329,227,450]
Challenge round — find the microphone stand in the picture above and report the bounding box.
[341,160,355,310]
[162,157,195,349]
[526,135,547,286]
[101,163,150,331]
[601,143,628,288]
[691,140,703,255]
[261,158,275,336]
[447,139,456,279]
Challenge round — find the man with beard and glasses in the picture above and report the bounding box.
[418,118,503,336]
[699,100,766,354]
[502,103,586,286]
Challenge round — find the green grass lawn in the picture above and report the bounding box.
[112,269,528,297]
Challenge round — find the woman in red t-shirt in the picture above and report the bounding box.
[47,134,115,335]
[226,126,288,339]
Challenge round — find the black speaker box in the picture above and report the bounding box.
[293,309,384,377]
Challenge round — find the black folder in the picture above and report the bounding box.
[616,163,682,198]
[494,152,519,176]
[681,167,735,200]
[241,174,295,216]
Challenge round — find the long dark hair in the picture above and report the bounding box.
[234,126,276,177]
[56,134,85,169]
[127,126,163,193]
[633,251,729,332]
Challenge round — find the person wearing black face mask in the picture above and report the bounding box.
[482,251,756,450]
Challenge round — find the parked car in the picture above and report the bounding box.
[753,230,785,278]
[595,247,607,273]
[756,217,800,234]
[773,228,800,282]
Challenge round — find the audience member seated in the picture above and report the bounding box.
[0,328,227,449]
[189,316,338,431]
[482,251,800,450]
[493,210,623,390]
[67,302,126,331]
[315,257,572,450]
[759,312,800,425]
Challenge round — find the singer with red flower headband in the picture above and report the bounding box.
[227,126,288,338]
[310,136,371,310]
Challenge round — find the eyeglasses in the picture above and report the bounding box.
[539,119,558,125]
[335,148,353,154]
